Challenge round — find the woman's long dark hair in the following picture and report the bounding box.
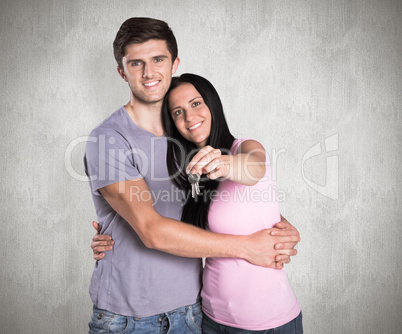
[162,73,235,229]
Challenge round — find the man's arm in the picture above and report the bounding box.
[91,216,299,266]
[96,178,299,268]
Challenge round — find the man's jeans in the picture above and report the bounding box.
[88,301,202,334]
[202,311,303,334]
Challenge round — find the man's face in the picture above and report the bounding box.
[118,39,180,105]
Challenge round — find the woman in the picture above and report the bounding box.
[162,73,302,333]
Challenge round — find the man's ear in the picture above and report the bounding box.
[117,66,127,82]
[172,57,180,75]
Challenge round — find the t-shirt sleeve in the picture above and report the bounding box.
[230,138,250,155]
[232,138,271,164]
[84,128,143,196]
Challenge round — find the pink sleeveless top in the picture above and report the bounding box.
[201,139,300,330]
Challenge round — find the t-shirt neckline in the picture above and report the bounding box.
[121,106,166,139]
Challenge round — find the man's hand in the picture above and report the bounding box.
[271,216,301,267]
[89,216,300,268]
[244,227,299,269]
[91,221,114,261]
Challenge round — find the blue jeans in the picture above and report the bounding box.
[202,312,303,334]
[88,301,202,333]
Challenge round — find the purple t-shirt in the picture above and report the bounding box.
[84,106,202,317]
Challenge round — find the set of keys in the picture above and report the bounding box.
[188,172,201,198]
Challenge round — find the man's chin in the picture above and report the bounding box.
[132,93,165,105]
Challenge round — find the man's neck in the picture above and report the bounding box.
[125,99,164,137]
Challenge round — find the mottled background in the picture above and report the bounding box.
[1,0,401,333]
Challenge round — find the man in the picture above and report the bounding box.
[85,17,300,334]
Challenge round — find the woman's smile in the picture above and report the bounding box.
[188,121,203,131]
[168,83,212,148]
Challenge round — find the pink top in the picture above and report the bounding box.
[201,139,300,330]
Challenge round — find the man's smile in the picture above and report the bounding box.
[143,80,160,87]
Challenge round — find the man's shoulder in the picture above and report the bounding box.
[88,106,128,138]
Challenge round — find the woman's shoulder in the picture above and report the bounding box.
[231,138,265,154]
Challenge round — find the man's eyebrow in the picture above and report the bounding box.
[126,59,142,64]
[125,55,168,64]
[153,55,169,59]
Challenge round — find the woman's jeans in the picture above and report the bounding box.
[202,311,303,334]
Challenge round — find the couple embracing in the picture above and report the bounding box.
[85,17,303,334]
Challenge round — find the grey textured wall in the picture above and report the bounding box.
[1,0,401,333]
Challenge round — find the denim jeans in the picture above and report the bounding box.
[88,301,202,333]
[202,311,303,334]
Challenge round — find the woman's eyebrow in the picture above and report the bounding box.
[170,96,202,112]
[170,105,181,111]
[188,96,202,103]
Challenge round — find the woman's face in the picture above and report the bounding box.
[168,83,212,148]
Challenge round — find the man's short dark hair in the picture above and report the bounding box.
[113,17,178,69]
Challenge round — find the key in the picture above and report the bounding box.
[188,172,201,198]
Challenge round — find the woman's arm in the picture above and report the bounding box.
[187,140,267,186]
